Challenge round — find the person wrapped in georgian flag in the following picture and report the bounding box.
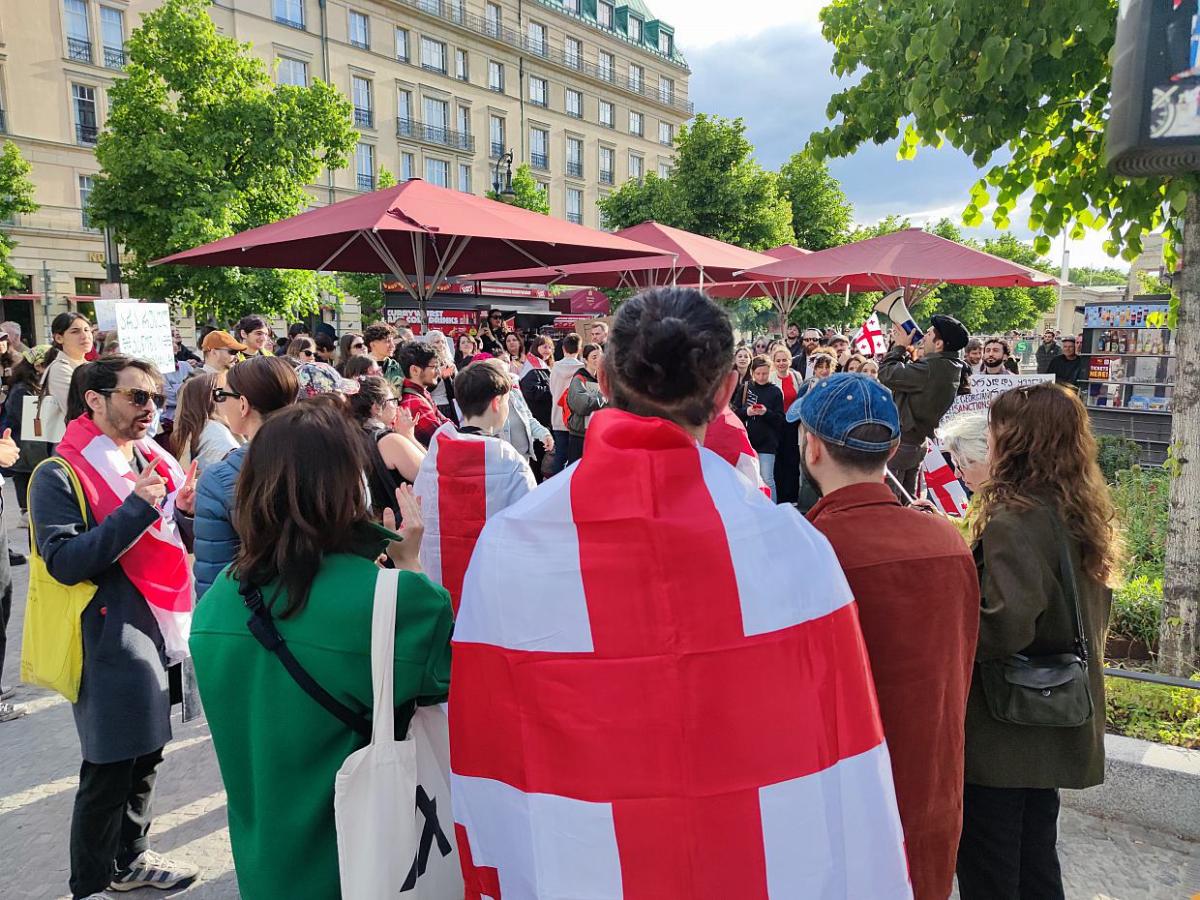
[703,403,771,497]
[450,289,912,899]
[413,359,536,614]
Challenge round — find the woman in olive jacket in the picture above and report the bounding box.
[957,383,1116,900]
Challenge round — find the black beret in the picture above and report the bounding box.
[930,314,969,352]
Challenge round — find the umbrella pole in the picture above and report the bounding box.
[411,232,428,327]
[362,229,422,317]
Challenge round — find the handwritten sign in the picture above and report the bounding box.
[115,302,175,374]
[941,373,1054,424]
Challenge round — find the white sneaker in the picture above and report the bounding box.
[109,850,199,891]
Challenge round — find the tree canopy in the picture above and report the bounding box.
[88,0,357,323]
[0,141,38,293]
[777,151,854,250]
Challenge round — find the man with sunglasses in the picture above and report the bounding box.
[28,356,202,898]
[198,330,245,376]
[792,327,822,373]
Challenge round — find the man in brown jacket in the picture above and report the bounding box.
[795,373,980,900]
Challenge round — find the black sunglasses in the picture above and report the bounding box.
[299,349,315,358]
[99,387,165,408]
[212,388,242,403]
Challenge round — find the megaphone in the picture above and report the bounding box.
[874,289,923,344]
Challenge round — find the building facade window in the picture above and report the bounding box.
[658,160,671,178]
[273,0,304,29]
[628,153,643,181]
[421,37,446,73]
[628,16,642,43]
[424,96,449,140]
[629,110,643,137]
[395,27,409,61]
[457,104,471,140]
[355,142,375,191]
[629,64,643,94]
[100,6,126,69]
[566,187,582,224]
[64,0,92,63]
[528,21,547,56]
[659,121,673,145]
[659,31,672,55]
[348,10,370,49]
[455,48,469,80]
[488,60,504,92]
[530,127,549,170]
[79,174,95,229]
[598,50,614,82]
[75,276,103,295]
[599,100,614,128]
[563,0,579,12]
[425,157,450,187]
[597,1,613,29]
[529,75,547,107]
[397,89,413,134]
[401,151,415,181]
[489,115,505,158]
[351,76,373,128]
[458,162,472,193]
[566,137,583,178]
[72,83,98,145]
[564,37,582,69]
[565,88,583,118]
[485,2,502,37]
[277,57,308,86]
[599,146,614,184]
[659,76,674,104]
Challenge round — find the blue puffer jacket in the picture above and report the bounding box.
[193,444,247,599]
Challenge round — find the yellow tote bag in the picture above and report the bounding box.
[19,458,98,703]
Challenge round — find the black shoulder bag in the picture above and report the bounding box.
[977,521,1094,728]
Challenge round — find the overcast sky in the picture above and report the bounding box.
[648,0,1123,270]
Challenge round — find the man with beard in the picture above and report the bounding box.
[1047,336,1084,389]
[1035,330,1061,374]
[964,338,984,374]
[981,338,1019,375]
[798,373,978,900]
[397,340,449,446]
[29,355,201,898]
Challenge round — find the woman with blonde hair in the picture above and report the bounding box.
[956,383,1117,899]
[768,343,802,503]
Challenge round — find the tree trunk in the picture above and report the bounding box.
[1159,192,1200,677]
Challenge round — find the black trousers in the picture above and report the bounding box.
[889,442,924,502]
[0,492,12,685]
[774,422,800,504]
[566,433,586,464]
[70,747,164,898]
[956,783,1065,900]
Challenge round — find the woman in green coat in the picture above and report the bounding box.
[956,383,1116,900]
[190,401,452,900]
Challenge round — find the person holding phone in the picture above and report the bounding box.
[734,355,784,498]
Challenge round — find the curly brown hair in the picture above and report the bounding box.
[970,383,1121,585]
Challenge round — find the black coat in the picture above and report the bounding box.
[519,367,552,428]
[734,380,785,455]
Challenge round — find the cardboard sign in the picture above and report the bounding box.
[115,302,175,373]
[941,373,1054,424]
[94,299,120,331]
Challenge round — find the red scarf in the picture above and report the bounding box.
[56,415,193,660]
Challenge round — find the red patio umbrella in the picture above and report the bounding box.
[550,287,611,315]
[152,179,663,323]
[460,221,781,289]
[699,244,821,333]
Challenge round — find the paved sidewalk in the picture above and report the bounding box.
[0,484,1196,899]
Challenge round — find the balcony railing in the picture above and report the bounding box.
[567,212,583,225]
[490,141,505,158]
[76,123,98,145]
[358,174,376,192]
[354,107,374,128]
[390,0,693,113]
[103,45,127,69]
[566,161,583,178]
[274,15,305,29]
[531,152,549,170]
[0,109,6,134]
[67,37,93,63]
[397,118,474,152]
[599,170,614,185]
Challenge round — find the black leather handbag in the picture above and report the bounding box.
[978,520,1094,728]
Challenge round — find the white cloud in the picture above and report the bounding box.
[649,0,824,52]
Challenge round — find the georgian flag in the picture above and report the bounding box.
[922,439,970,518]
[853,313,889,356]
[450,409,912,899]
[703,404,771,498]
[413,422,536,614]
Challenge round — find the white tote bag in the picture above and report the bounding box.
[22,374,66,444]
[333,568,463,899]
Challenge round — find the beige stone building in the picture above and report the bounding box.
[0,0,691,342]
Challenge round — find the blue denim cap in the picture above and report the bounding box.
[786,373,900,451]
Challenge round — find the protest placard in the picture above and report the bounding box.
[941,372,1054,424]
[115,302,175,374]
[94,299,120,331]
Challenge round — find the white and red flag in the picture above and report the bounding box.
[703,404,770,498]
[450,409,912,899]
[413,422,536,614]
[922,439,970,517]
[853,313,889,356]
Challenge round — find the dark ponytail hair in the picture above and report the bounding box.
[226,355,298,416]
[348,375,394,422]
[603,288,734,427]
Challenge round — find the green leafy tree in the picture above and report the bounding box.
[0,141,38,292]
[88,0,357,323]
[1070,266,1128,287]
[809,0,1200,673]
[487,163,550,215]
[341,168,397,324]
[598,114,794,250]
[777,151,853,250]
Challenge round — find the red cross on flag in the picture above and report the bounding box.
[853,313,889,356]
[922,440,971,518]
[450,409,912,898]
[413,422,537,614]
[703,404,771,499]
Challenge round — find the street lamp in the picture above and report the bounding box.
[491,149,516,202]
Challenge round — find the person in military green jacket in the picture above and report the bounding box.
[190,401,452,900]
[878,313,969,499]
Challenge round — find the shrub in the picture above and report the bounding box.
[1109,575,1162,648]
[1111,466,1169,579]
[1105,674,1200,749]
[1096,435,1142,482]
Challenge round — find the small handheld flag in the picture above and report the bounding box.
[922,440,970,517]
[853,313,889,356]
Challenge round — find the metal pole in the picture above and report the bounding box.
[41,261,53,342]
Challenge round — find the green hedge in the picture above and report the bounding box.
[1106,675,1200,749]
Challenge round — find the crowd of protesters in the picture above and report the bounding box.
[0,296,1117,900]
